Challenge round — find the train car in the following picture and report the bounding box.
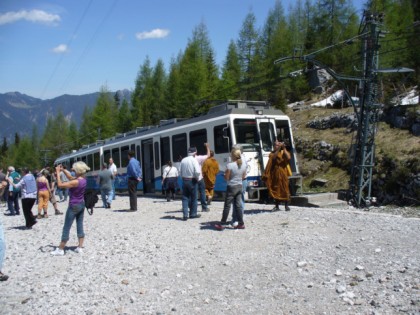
[54,100,302,202]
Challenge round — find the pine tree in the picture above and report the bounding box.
[165,56,182,119]
[90,85,118,140]
[236,11,260,99]
[151,59,167,124]
[132,57,153,127]
[117,99,132,133]
[220,40,241,100]
[79,106,95,145]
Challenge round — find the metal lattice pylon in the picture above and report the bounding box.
[349,12,383,207]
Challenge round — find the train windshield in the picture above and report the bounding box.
[233,119,276,152]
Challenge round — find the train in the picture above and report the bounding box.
[54,100,302,202]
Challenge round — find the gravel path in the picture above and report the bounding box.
[0,196,419,315]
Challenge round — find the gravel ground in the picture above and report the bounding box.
[0,196,419,315]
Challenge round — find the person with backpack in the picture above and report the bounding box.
[51,161,90,256]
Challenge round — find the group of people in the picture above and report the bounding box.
[0,138,293,277]
[0,160,92,277]
[1,166,65,226]
[161,139,292,229]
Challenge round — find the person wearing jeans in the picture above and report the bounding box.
[179,147,201,220]
[215,148,247,230]
[51,161,90,256]
[0,216,8,281]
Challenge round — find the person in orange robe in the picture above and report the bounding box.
[262,139,291,211]
[202,150,219,205]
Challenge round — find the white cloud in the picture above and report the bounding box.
[52,44,68,53]
[0,9,60,26]
[135,28,170,40]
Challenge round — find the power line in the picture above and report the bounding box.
[39,0,93,99]
[59,0,119,93]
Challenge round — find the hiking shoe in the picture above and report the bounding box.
[189,214,201,219]
[0,272,9,281]
[50,248,64,256]
[202,208,210,212]
[43,214,49,218]
[234,224,245,229]
[74,247,83,254]
[272,206,280,212]
[285,205,291,211]
[55,210,63,215]
[37,214,42,219]
[214,224,225,231]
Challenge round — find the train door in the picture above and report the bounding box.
[255,118,277,172]
[141,138,154,193]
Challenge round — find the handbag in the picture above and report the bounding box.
[286,164,292,177]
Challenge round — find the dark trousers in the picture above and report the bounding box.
[128,178,138,210]
[21,198,37,227]
[222,185,244,225]
[197,179,208,210]
[7,191,20,215]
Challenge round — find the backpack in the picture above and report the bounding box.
[84,190,99,215]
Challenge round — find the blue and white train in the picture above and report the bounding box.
[54,100,302,201]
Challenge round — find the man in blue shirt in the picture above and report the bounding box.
[127,151,142,211]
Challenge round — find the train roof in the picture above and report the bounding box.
[56,100,287,160]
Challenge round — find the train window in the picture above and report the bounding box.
[172,133,187,162]
[234,119,260,151]
[136,145,140,161]
[275,121,291,145]
[121,146,129,167]
[161,136,170,166]
[214,124,230,154]
[70,158,75,167]
[104,150,110,164]
[81,156,87,164]
[154,141,160,170]
[93,152,100,170]
[259,122,276,152]
[130,144,135,153]
[112,148,120,168]
[87,154,93,170]
[189,129,207,155]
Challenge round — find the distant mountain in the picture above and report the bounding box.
[0,90,131,142]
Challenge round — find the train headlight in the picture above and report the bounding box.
[247,180,259,187]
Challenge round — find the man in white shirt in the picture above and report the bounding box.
[108,158,117,200]
[179,147,201,221]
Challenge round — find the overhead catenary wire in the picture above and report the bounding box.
[39,0,94,99]
[59,0,119,93]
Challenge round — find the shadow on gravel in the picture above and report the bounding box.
[112,209,137,213]
[7,225,31,230]
[165,209,182,214]
[244,209,273,215]
[160,215,177,220]
[160,215,194,221]
[200,221,225,231]
[39,245,55,253]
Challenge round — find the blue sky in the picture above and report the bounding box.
[0,0,366,100]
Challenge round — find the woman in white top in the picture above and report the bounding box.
[162,161,179,201]
[215,148,247,230]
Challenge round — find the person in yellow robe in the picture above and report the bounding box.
[202,150,219,205]
[262,140,291,211]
